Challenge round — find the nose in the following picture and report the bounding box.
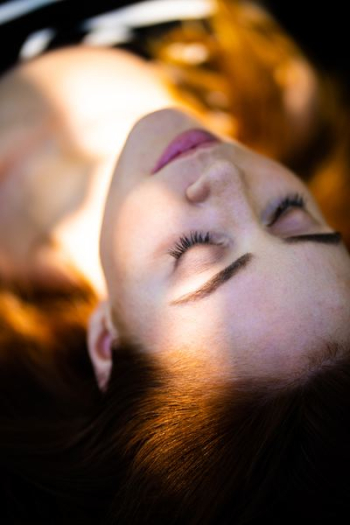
[186,159,247,204]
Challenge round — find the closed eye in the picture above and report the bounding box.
[267,192,306,227]
[171,231,343,306]
[168,192,307,262]
[168,230,218,261]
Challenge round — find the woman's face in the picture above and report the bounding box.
[100,108,350,380]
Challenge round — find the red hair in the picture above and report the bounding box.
[1,279,350,524]
[1,2,350,522]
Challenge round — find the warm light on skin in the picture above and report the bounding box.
[0,48,190,293]
[100,108,350,381]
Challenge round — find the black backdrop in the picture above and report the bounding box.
[0,0,349,87]
[261,1,350,90]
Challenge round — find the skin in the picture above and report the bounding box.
[0,45,320,297]
[100,108,350,382]
[0,47,179,293]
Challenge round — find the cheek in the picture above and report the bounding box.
[109,182,174,260]
[104,180,191,304]
[103,195,151,285]
[101,197,173,340]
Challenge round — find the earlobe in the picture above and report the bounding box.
[87,301,118,391]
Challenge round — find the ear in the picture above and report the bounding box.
[87,301,118,391]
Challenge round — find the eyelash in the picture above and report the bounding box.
[168,192,306,260]
[169,230,214,260]
[267,192,305,226]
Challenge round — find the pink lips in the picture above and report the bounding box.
[151,128,219,174]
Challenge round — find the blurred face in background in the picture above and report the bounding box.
[0,47,179,293]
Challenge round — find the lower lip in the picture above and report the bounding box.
[151,128,219,174]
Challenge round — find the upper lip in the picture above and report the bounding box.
[151,128,220,174]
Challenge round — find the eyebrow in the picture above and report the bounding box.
[171,252,253,306]
[282,231,342,245]
[170,231,342,306]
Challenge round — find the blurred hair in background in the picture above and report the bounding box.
[147,0,350,248]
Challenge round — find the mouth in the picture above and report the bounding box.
[151,128,220,174]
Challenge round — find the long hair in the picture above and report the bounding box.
[99,340,350,525]
[1,1,350,523]
[0,278,101,521]
[1,284,350,524]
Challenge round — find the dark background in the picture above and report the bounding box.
[261,1,350,90]
[0,0,348,89]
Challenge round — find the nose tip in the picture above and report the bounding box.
[186,176,210,203]
[186,160,244,204]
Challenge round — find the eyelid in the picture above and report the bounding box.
[169,193,309,263]
[266,192,307,227]
[174,244,227,280]
[169,230,211,260]
[169,230,228,263]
